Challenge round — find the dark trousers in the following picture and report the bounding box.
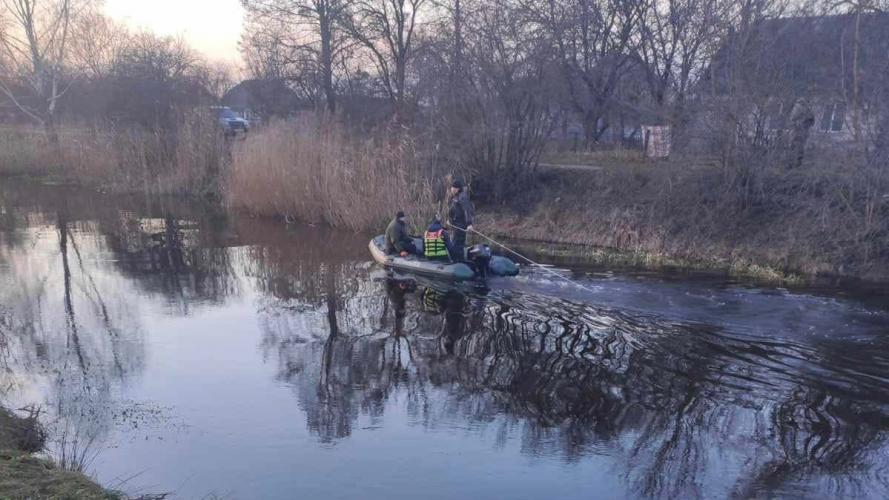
[450,227,467,260]
[388,240,418,255]
[402,240,418,255]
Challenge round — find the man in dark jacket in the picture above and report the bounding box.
[447,179,473,260]
[385,211,417,256]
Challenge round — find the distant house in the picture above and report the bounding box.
[222,79,308,123]
[703,12,889,147]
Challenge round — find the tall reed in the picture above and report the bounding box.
[228,118,439,232]
[0,118,227,196]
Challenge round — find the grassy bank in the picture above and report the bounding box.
[0,407,120,500]
[479,217,806,283]
[475,159,889,283]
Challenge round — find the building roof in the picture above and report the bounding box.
[705,12,889,98]
[222,79,308,116]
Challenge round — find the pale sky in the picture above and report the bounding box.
[104,0,245,62]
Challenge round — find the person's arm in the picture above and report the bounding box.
[443,231,455,260]
[460,193,473,228]
[393,224,407,252]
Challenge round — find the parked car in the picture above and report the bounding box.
[211,106,249,135]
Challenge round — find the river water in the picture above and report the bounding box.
[0,180,888,500]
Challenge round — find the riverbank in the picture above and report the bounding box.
[2,121,886,285]
[478,219,805,284]
[0,167,881,286]
[0,407,121,500]
[474,161,889,285]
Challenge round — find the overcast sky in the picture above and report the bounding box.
[104,0,245,61]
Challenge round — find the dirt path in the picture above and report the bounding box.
[537,163,605,171]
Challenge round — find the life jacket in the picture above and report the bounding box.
[423,287,444,312]
[424,229,449,259]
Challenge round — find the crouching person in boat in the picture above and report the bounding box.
[385,211,417,257]
[424,216,453,261]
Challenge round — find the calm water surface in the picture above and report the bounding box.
[1,180,888,500]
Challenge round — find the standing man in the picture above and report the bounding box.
[447,179,473,260]
[385,211,417,257]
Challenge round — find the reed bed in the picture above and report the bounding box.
[228,118,439,232]
[0,119,226,196]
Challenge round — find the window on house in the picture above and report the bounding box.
[820,103,846,133]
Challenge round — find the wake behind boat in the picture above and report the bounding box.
[369,235,519,282]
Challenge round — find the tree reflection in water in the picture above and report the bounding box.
[0,181,242,462]
[254,256,889,499]
[2,180,887,499]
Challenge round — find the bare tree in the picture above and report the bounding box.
[108,30,208,127]
[241,16,329,107]
[427,0,468,108]
[343,0,429,121]
[463,0,557,198]
[115,30,198,83]
[636,0,729,126]
[241,0,350,113]
[0,0,91,132]
[197,59,240,102]
[240,15,291,81]
[529,0,647,143]
[68,10,127,80]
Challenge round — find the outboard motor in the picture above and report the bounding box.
[466,244,492,278]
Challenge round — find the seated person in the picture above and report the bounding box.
[424,217,453,261]
[385,211,417,257]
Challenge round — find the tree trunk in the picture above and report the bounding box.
[447,0,463,117]
[320,11,336,114]
[851,9,863,144]
[583,111,598,145]
[325,264,339,337]
[58,210,86,373]
[395,54,406,122]
[452,0,463,89]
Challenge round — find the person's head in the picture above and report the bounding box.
[450,179,463,196]
[396,210,406,223]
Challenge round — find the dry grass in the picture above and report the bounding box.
[227,118,440,232]
[0,119,227,196]
[478,158,889,283]
[0,407,121,500]
[540,139,649,166]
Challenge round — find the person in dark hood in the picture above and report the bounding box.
[385,211,417,256]
[447,179,473,260]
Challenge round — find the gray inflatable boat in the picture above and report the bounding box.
[369,236,519,282]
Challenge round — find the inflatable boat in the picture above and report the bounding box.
[369,235,519,282]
